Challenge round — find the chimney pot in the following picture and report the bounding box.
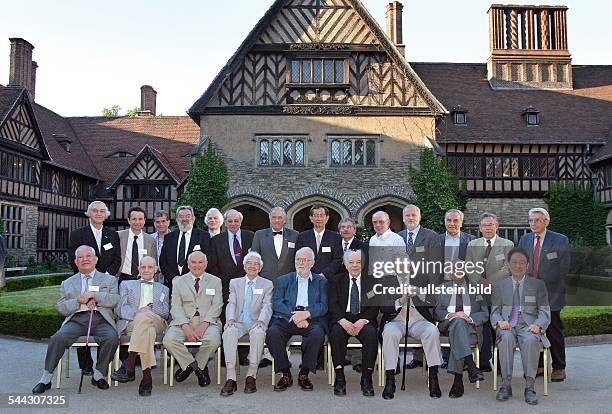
[386,2,405,55]
[140,85,157,116]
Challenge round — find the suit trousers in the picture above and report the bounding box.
[440,318,478,375]
[382,319,442,371]
[45,311,118,376]
[496,323,541,381]
[124,311,167,369]
[541,310,565,370]
[480,320,495,366]
[222,322,266,367]
[162,316,222,370]
[266,318,326,374]
[329,322,378,371]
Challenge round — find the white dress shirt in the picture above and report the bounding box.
[228,229,242,265]
[177,228,193,273]
[272,229,283,259]
[345,273,361,312]
[342,237,354,252]
[90,224,103,253]
[78,270,97,312]
[295,273,312,308]
[121,229,145,275]
[369,229,406,247]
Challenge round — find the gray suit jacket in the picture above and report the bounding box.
[399,227,444,284]
[490,275,551,347]
[466,236,514,285]
[251,227,298,281]
[57,270,120,329]
[117,279,170,327]
[170,271,223,327]
[117,230,158,276]
[225,276,274,327]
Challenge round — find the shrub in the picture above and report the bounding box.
[1,273,71,292]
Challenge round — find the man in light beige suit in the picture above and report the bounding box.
[162,251,222,387]
[117,206,157,285]
[221,251,273,396]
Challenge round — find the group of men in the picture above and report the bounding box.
[31,200,569,406]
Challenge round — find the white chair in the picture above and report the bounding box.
[55,337,113,389]
[493,344,551,396]
[326,337,383,386]
[167,343,222,386]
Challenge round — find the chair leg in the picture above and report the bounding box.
[107,360,112,385]
[170,355,174,387]
[55,358,62,389]
[163,348,168,385]
[328,344,333,385]
[543,348,549,396]
[493,346,498,391]
[236,348,240,379]
[271,358,275,386]
[65,349,70,378]
[378,344,384,387]
[114,347,120,387]
[475,345,480,389]
[217,346,221,385]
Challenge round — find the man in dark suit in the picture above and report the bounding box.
[67,201,121,376]
[439,209,476,265]
[329,249,379,397]
[295,205,343,281]
[518,207,570,382]
[266,247,328,392]
[159,205,210,289]
[251,207,298,282]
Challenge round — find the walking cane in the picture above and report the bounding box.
[78,305,95,394]
[400,296,410,391]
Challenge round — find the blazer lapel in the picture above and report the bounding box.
[278,229,290,262]
[289,274,298,308]
[85,227,101,256]
[133,282,142,307]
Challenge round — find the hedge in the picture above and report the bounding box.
[561,307,612,337]
[1,273,72,293]
[566,274,612,292]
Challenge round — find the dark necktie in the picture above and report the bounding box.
[455,291,463,312]
[194,277,200,293]
[406,232,414,255]
[483,239,492,279]
[533,235,542,278]
[272,230,283,236]
[140,280,153,285]
[178,232,186,267]
[343,241,349,252]
[131,235,139,277]
[350,278,360,315]
[233,233,242,264]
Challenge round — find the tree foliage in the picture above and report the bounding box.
[101,105,121,117]
[409,149,468,233]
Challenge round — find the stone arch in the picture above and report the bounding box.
[287,195,350,232]
[224,195,273,232]
[356,195,410,232]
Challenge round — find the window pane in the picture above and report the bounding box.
[295,140,304,165]
[335,59,344,83]
[331,140,340,165]
[511,158,519,177]
[366,140,376,165]
[485,157,495,177]
[324,59,334,83]
[283,140,293,165]
[302,60,311,83]
[291,60,300,83]
[547,157,556,177]
[313,60,322,83]
[272,140,281,165]
[342,140,352,165]
[354,140,364,165]
[259,140,269,165]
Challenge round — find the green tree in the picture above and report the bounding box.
[101,105,121,117]
[409,149,468,233]
[125,107,140,118]
[544,182,607,246]
[176,140,229,229]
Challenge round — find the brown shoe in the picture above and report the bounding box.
[551,369,566,382]
[298,373,313,391]
[244,376,257,394]
[274,374,293,391]
[536,367,545,378]
[220,379,237,396]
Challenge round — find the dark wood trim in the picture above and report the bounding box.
[202,105,434,116]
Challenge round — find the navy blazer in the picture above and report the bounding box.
[518,230,570,311]
[68,225,121,275]
[295,229,343,278]
[272,272,328,322]
[159,227,211,286]
[438,231,476,261]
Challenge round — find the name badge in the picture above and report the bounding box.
[139,248,148,255]
[525,295,536,303]
[103,243,113,251]
[322,246,331,253]
[547,252,558,260]
[159,293,165,302]
[415,246,425,253]
[205,288,215,296]
[88,285,100,292]
[193,244,201,251]
[495,253,505,261]
[253,288,264,295]
[287,242,295,249]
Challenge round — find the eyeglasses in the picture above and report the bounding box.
[296,258,313,263]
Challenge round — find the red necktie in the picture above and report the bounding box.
[533,235,541,278]
[233,234,242,264]
[194,277,200,293]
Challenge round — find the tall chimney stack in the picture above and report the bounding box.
[386,2,405,55]
[30,61,38,102]
[139,85,157,116]
[8,38,36,100]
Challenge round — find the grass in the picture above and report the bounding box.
[0,285,60,311]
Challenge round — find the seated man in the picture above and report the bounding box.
[162,251,222,387]
[32,245,120,394]
[266,247,328,392]
[112,256,170,396]
[435,261,487,398]
[491,247,550,406]
[328,249,379,397]
[221,251,273,396]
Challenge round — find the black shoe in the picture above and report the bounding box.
[138,381,152,397]
[174,365,194,382]
[524,386,538,405]
[258,358,272,368]
[353,363,362,373]
[479,363,492,372]
[360,374,375,397]
[91,377,110,390]
[333,370,346,396]
[405,359,423,369]
[449,381,464,398]
[194,366,211,387]
[81,367,94,376]
[496,384,512,401]
[239,355,250,366]
[111,366,135,383]
[316,362,325,371]
[467,367,484,383]
[32,382,51,394]
[382,371,396,400]
[428,368,441,399]
[441,360,448,369]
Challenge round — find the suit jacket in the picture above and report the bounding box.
[117,230,158,276]
[117,279,170,322]
[68,225,121,275]
[438,231,476,261]
[159,227,211,286]
[226,276,274,327]
[434,281,488,344]
[378,272,436,329]
[490,275,551,346]
[57,270,120,329]
[272,272,328,323]
[295,229,343,278]
[398,227,444,285]
[251,227,298,281]
[328,273,379,326]
[466,236,514,285]
[169,271,223,327]
[518,230,570,311]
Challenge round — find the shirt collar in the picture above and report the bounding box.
[349,273,361,281]
[90,223,102,234]
[535,229,547,239]
[182,227,193,236]
[485,235,497,245]
[512,274,526,285]
[407,225,420,236]
[343,237,354,246]
[314,228,325,237]
[229,229,241,238]
[192,273,204,282]
[376,229,393,239]
[245,275,258,284]
[445,231,461,240]
[296,272,313,281]
[81,270,95,279]
[129,228,142,239]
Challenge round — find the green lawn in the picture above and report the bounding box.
[0,285,60,311]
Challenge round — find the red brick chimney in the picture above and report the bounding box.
[8,38,36,100]
[385,2,405,56]
[139,85,157,116]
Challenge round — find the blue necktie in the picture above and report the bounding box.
[406,232,414,255]
[241,281,254,324]
[350,278,360,315]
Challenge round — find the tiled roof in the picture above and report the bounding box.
[0,85,22,124]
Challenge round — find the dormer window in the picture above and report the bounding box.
[53,134,72,153]
[452,105,468,125]
[107,151,135,158]
[523,106,540,126]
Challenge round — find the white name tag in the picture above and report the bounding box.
[495,253,505,261]
[138,249,148,256]
[525,295,536,303]
[253,288,264,295]
[103,243,113,251]
[415,246,425,253]
[159,293,165,302]
[88,285,100,292]
[205,288,215,296]
[322,246,331,253]
[547,252,558,260]
[287,242,295,249]
[193,244,201,251]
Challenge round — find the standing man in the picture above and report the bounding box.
[220,252,273,396]
[68,201,121,376]
[369,211,406,247]
[151,210,171,282]
[159,205,210,289]
[117,206,157,285]
[32,245,120,394]
[518,207,570,382]
[205,208,224,238]
[112,256,169,396]
[439,209,476,271]
[162,251,223,387]
[466,212,514,370]
[251,207,298,283]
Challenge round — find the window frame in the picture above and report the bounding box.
[0,203,24,249]
[255,135,308,167]
[288,58,348,85]
[327,135,381,168]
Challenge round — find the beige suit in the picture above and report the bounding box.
[162,272,223,370]
[466,236,514,286]
[117,230,158,277]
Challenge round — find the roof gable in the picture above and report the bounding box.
[108,144,180,189]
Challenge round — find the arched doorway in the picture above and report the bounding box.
[224,196,272,232]
[292,206,342,232]
[357,197,409,232]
